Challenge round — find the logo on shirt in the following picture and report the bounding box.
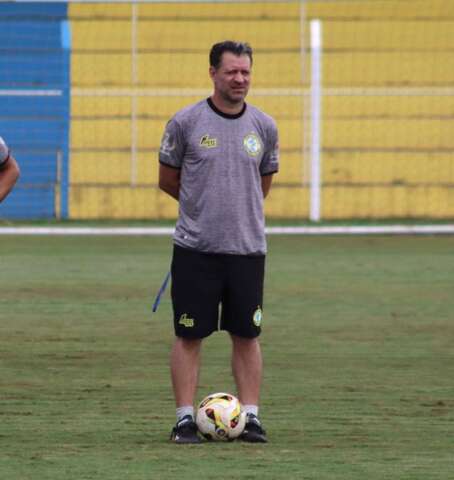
[178,313,195,328]
[252,306,262,327]
[243,133,262,157]
[200,134,217,148]
[160,132,176,156]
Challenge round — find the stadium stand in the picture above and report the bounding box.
[0,3,70,219]
[69,2,307,218]
[1,1,450,220]
[307,0,454,218]
[68,0,454,219]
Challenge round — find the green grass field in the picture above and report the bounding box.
[1,234,453,479]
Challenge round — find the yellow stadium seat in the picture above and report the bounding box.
[323,152,454,184]
[323,21,454,50]
[307,0,454,20]
[136,3,300,20]
[70,186,178,219]
[137,20,300,51]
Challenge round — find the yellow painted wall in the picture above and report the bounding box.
[68,1,454,219]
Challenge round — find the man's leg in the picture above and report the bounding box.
[169,336,203,444]
[230,333,268,443]
[171,336,202,407]
[223,253,267,442]
[169,246,223,443]
[230,334,262,405]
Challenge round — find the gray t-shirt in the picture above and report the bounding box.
[159,98,279,255]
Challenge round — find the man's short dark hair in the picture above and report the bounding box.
[209,41,253,69]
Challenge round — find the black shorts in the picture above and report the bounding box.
[171,245,265,339]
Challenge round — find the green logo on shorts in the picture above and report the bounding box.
[253,307,262,327]
[179,313,195,328]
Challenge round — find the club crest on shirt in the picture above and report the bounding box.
[243,133,262,157]
[200,134,217,148]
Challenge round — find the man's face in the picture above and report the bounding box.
[210,52,251,105]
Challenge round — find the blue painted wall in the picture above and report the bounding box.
[0,3,70,219]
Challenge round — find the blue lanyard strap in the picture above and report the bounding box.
[152,271,171,313]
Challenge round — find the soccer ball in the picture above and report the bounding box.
[196,392,246,441]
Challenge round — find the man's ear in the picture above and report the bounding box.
[209,66,216,80]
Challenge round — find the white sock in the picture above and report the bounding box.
[242,404,259,417]
[176,406,194,421]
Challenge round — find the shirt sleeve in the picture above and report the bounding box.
[159,118,186,169]
[0,136,10,169]
[259,121,279,176]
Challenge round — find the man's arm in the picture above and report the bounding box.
[159,163,181,200]
[261,173,273,199]
[0,155,20,203]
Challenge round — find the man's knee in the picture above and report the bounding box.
[230,334,260,349]
[174,336,203,350]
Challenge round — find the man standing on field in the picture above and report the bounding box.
[0,136,20,203]
[159,41,279,444]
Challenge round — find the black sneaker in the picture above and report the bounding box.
[239,413,268,443]
[170,415,201,444]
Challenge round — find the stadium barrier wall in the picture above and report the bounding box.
[1,0,453,220]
